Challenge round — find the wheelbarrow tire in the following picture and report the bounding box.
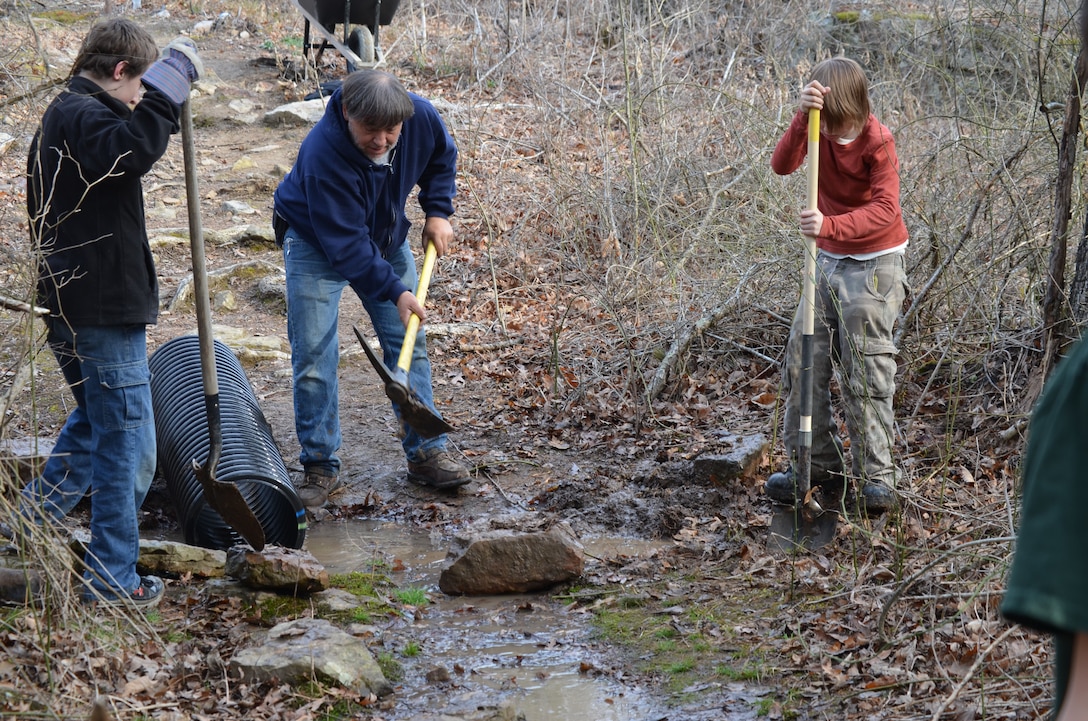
[347,26,375,69]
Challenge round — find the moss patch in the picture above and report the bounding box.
[583,576,792,704]
[33,10,94,24]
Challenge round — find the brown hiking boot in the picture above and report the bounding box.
[407,450,471,490]
[297,467,341,508]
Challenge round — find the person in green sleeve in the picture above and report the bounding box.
[1003,335,1088,719]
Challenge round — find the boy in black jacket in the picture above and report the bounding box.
[20,18,201,608]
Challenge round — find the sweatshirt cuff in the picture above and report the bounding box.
[142,59,190,105]
[388,281,411,305]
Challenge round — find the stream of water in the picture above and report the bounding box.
[304,519,668,720]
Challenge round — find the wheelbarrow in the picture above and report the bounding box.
[292,0,402,72]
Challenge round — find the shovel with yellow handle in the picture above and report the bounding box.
[795,107,825,515]
[354,240,453,438]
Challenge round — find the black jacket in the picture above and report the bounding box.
[29,75,179,326]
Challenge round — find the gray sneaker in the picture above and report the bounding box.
[297,467,342,508]
[407,450,471,490]
[86,575,165,609]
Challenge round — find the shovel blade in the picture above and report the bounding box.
[193,460,266,550]
[398,391,454,438]
[353,326,453,439]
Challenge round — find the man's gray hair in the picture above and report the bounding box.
[341,70,416,128]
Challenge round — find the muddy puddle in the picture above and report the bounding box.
[304,519,669,720]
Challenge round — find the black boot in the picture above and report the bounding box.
[764,467,845,506]
[859,481,898,515]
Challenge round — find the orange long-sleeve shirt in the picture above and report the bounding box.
[771,111,908,255]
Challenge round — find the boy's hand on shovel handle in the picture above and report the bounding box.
[799,80,829,112]
[800,208,824,237]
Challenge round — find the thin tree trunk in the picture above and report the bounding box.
[1072,6,1088,329]
[1069,210,1088,325]
[1039,0,1088,374]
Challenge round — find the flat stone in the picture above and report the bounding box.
[691,433,769,485]
[263,98,327,126]
[230,617,391,697]
[138,539,226,578]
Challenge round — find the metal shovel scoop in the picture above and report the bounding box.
[354,240,452,438]
[181,99,266,550]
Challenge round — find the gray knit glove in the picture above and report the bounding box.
[142,36,204,105]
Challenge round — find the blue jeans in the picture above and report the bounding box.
[21,321,155,596]
[283,231,447,472]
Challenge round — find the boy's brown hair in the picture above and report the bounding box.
[811,57,871,134]
[69,18,159,80]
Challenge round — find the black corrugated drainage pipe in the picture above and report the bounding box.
[149,335,306,550]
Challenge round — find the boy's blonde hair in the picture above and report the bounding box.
[70,18,159,80]
[811,57,871,133]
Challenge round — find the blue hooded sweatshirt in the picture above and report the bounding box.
[273,87,457,304]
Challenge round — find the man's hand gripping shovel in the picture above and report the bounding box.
[354,241,452,438]
[181,99,266,550]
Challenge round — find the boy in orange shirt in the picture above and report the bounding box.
[765,57,908,514]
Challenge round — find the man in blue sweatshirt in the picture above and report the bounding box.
[273,70,468,508]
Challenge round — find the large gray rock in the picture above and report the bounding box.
[439,517,584,595]
[230,618,392,697]
[225,545,329,594]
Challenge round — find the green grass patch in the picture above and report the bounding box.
[325,572,436,624]
[666,659,694,674]
[393,587,429,607]
[293,681,370,718]
[0,608,25,632]
[377,651,403,682]
[716,660,765,682]
[330,570,392,598]
[347,607,371,623]
[316,701,365,720]
[253,594,310,623]
[163,628,191,643]
[754,688,803,719]
[585,579,789,698]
